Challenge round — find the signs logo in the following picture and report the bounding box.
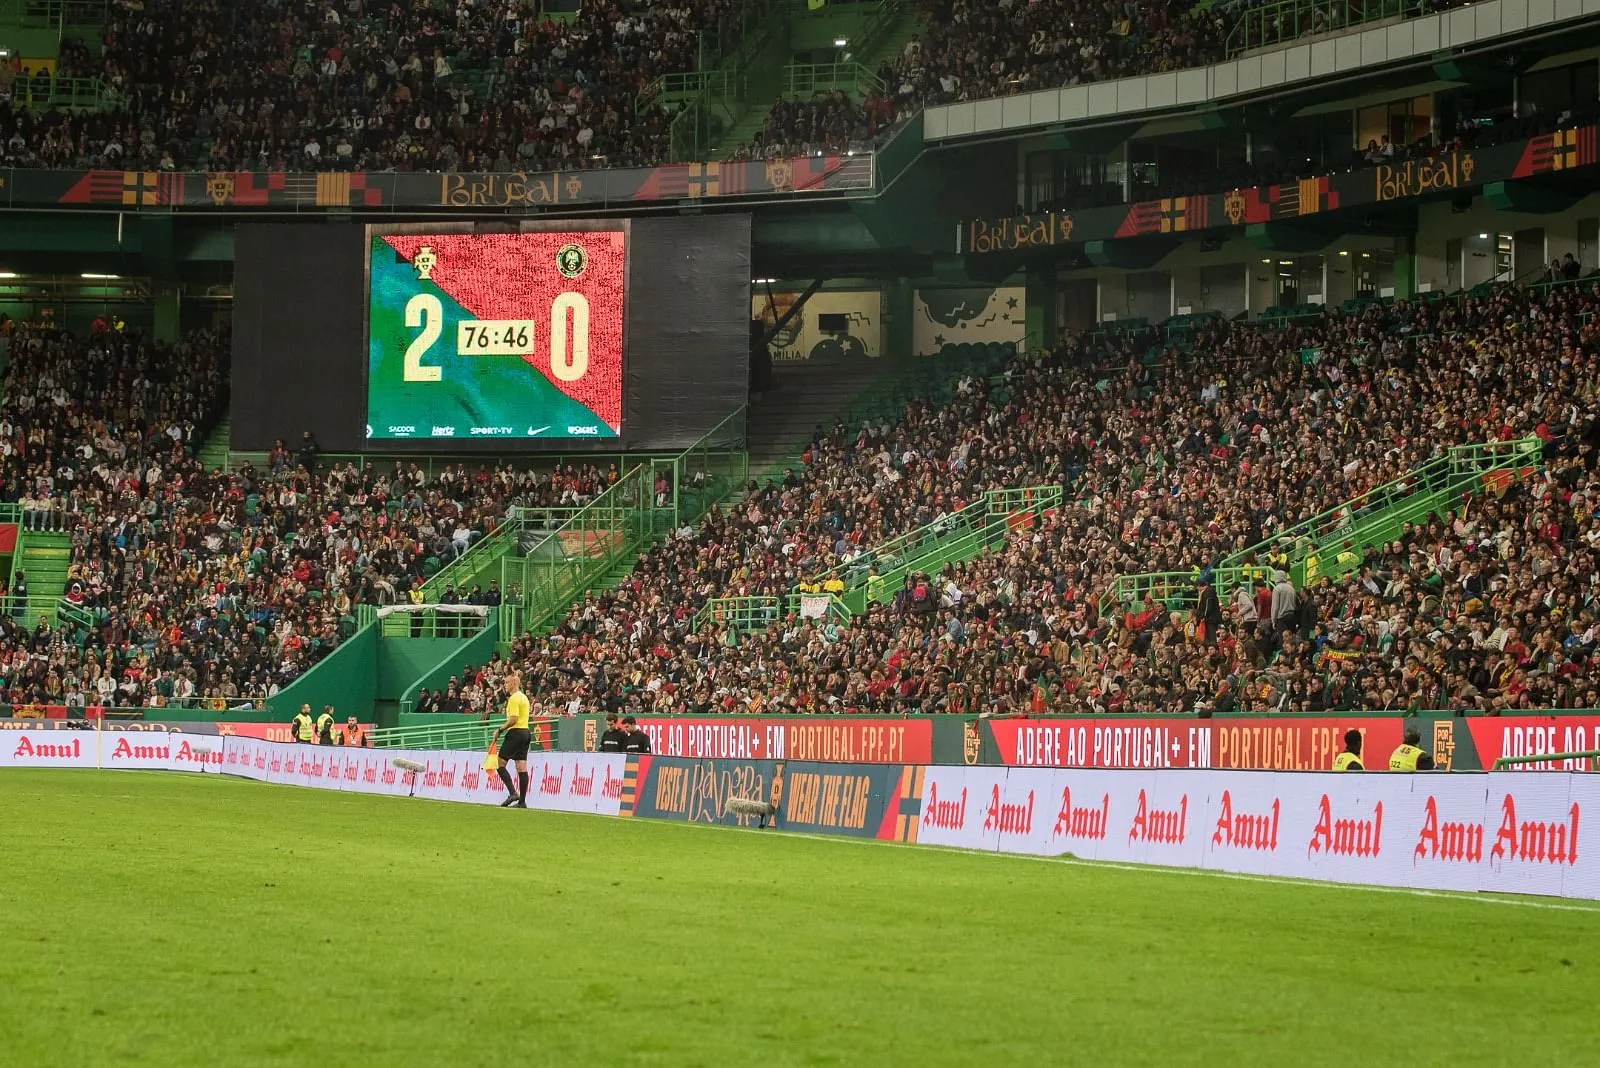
[412,245,438,280]
[556,242,587,280]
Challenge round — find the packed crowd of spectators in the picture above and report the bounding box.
[418,279,1600,718]
[0,0,1369,171]
[0,0,739,172]
[0,320,619,709]
[4,277,1598,717]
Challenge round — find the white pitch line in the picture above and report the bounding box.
[631,815,1600,915]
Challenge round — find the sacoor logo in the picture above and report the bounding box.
[1490,795,1579,866]
[1052,786,1109,841]
[13,737,81,760]
[923,783,968,830]
[1413,796,1483,865]
[1129,790,1188,845]
[981,785,1034,836]
[1307,795,1383,858]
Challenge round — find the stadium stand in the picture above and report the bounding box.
[0,321,626,708]
[430,279,1600,719]
[0,0,745,171]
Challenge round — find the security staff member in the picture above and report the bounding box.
[341,715,366,747]
[622,715,651,754]
[599,713,629,753]
[291,704,315,744]
[1332,728,1364,771]
[315,706,336,745]
[493,672,533,808]
[1389,725,1435,771]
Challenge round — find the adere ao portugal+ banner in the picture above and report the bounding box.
[365,228,626,441]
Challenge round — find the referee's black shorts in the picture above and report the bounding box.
[498,728,531,762]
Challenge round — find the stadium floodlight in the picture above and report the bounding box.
[725,796,776,828]
[81,272,120,280]
[392,757,427,797]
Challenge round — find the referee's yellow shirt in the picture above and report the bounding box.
[506,691,531,730]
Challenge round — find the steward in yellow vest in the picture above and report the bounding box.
[291,705,314,743]
[1332,729,1364,771]
[1389,725,1435,771]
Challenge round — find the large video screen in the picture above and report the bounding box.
[232,215,750,455]
[366,229,626,441]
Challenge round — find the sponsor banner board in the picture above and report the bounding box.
[778,762,905,839]
[0,729,98,768]
[986,716,1410,771]
[625,756,783,827]
[896,766,1599,901]
[632,717,932,765]
[913,765,1009,851]
[1460,716,1600,772]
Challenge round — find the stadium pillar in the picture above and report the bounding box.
[884,277,914,361]
[1024,265,1056,352]
[1393,236,1416,301]
[152,284,180,344]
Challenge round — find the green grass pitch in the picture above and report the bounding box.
[3,770,1598,1066]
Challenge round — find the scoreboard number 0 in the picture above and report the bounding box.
[402,292,592,383]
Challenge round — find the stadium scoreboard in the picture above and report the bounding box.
[365,229,627,441]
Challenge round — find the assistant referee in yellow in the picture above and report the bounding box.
[493,671,533,808]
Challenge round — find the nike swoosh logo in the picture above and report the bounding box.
[527,426,550,436]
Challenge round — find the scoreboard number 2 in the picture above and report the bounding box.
[403,294,444,382]
[402,292,592,383]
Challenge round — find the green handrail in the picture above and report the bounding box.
[800,484,1064,618]
[784,61,885,98]
[1100,437,1542,618]
[1494,750,1600,771]
[369,721,491,752]
[692,595,783,634]
[505,463,655,635]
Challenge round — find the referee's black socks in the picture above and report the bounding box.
[517,771,529,799]
[497,766,517,797]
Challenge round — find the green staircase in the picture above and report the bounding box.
[854,3,922,77]
[1099,437,1544,619]
[694,484,1063,638]
[15,530,72,627]
[197,416,231,470]
[703,0,917,161]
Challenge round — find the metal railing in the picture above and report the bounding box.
[692,595,783,634]
[504,463,655,636]
[650,69,733,101]
[803,484,1064,617]
[12,0,107,28]
[1494,750,1600,771]
[354,606,492,640]
[367,717,559,753]
[668,405,749,531]
[784,61,885,98]
[1225,0,1436,57]
[3,75,114,111]
[1099,437,1543,618]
